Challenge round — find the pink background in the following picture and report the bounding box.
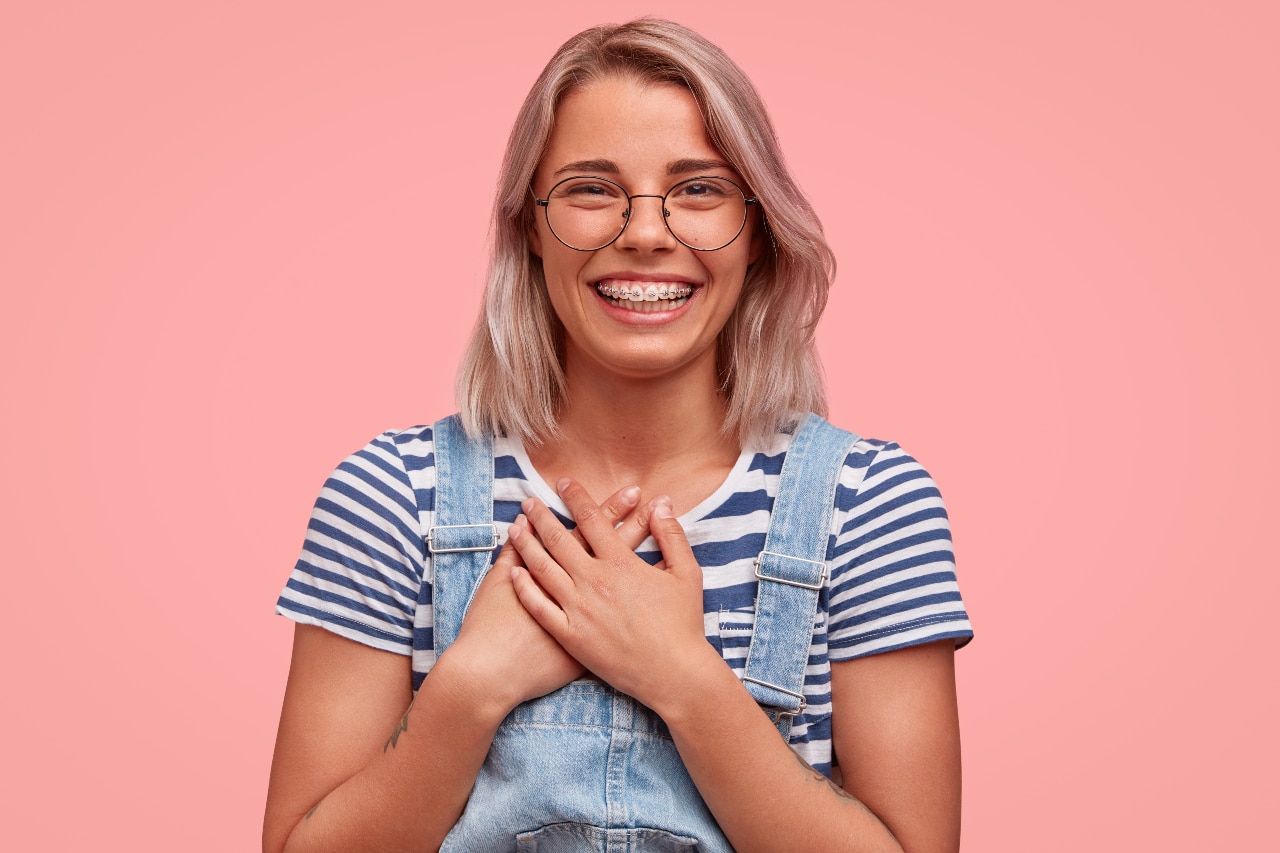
[3,1,1276,849]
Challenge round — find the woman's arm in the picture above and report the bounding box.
[264,532,573,853]
[264,486,655,853]
[262,624,511,853]
[655,639,961,853]
[509,482,962,852]
[829,642,962,852]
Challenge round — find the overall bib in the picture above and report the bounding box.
[427,414,858,852]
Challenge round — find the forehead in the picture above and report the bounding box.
[538,77,729,181]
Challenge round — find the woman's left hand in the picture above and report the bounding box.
[507,478,715,707]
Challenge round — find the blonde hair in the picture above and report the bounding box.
[457,18,834,444]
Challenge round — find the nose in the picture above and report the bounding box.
[614,194,677,251]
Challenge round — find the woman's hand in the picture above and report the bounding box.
[446,484,658,714]
[447,531,584,714]
[507,478,715,708]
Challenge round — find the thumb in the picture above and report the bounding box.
[649,499,699,580]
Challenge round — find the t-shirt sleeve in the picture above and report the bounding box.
[274,432,425,655]
[826,440,973,660]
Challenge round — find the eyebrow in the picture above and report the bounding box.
[553,159,621,176]
[666,158,734,175]
[551,157,737,177]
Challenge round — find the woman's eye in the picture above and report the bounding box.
[561,181,621,198]
[675,181,728,198]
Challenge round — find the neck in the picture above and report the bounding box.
[526,352,742,510]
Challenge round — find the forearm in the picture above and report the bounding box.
[654,648,904,853]
[272,652,508,853]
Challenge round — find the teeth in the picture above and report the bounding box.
[595,280,694,312]
[599,294,692,312]
[595,280,694,302]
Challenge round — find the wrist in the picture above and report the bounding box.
[644,641,737,727]
[428,647,520,730]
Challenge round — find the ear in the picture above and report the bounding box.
[528,212,544,259]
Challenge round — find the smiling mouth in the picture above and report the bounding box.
[595,280,696,312]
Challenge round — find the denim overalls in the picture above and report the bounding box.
[426,414,858,852]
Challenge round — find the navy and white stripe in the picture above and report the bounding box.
[276,422,972,774]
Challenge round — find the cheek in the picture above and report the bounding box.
[538,248,594,316]
[537,229,596,281]
[540,245,578,286]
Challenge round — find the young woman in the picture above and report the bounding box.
[265,19,972,853]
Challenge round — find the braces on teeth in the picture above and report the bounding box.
[596,282,694,302]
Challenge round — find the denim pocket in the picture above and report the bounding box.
[714,606,756,664]
[516,822,699,851]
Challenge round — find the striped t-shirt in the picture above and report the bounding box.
[276,422,972,774]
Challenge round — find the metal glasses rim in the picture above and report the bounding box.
[532,174,759,252]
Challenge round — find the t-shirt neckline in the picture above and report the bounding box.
[496,434,760,527]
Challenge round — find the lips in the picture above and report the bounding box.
[594,278,696,312]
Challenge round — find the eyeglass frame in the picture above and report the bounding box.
[531,175,760,252]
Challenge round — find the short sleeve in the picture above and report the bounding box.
[826,440,973,660]
[274,432,426,654]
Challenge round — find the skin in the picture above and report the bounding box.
[263,488,665,853]
[263,76,962,853]
[524,76,762,510]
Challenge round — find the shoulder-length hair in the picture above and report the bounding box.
[457,18,834,445]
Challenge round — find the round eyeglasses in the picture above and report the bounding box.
[533,175,759,252]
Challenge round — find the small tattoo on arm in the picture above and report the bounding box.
[384,696,417,753]
[793,749,848,796]
[792,751,892,829]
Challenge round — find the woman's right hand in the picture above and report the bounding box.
[265,485,662,853]
[447,528,585,712]
[445,484,659,713]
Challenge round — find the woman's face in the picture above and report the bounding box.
[530,76,761,385]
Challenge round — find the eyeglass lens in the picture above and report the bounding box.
[543,176,750,251]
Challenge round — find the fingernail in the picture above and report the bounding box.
[508,523,523,540]
[556,477,572,493]
[621,485,641,504]
[653,501,674,520]
[521,497,534,513]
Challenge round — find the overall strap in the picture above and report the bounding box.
[742,413,860,739]
[429,414,498,658]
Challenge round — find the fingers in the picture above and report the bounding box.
[518,498,585,566]
[509,563,569,639]
[614,495,670,551]
[597,484,642,528]
[491,532,521,569]
[526,479,672,556]
[473,533,522,594]
[649,500,701,581]
[507,517,575,602]
[553,478,621,556]
[564,484,641,551]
